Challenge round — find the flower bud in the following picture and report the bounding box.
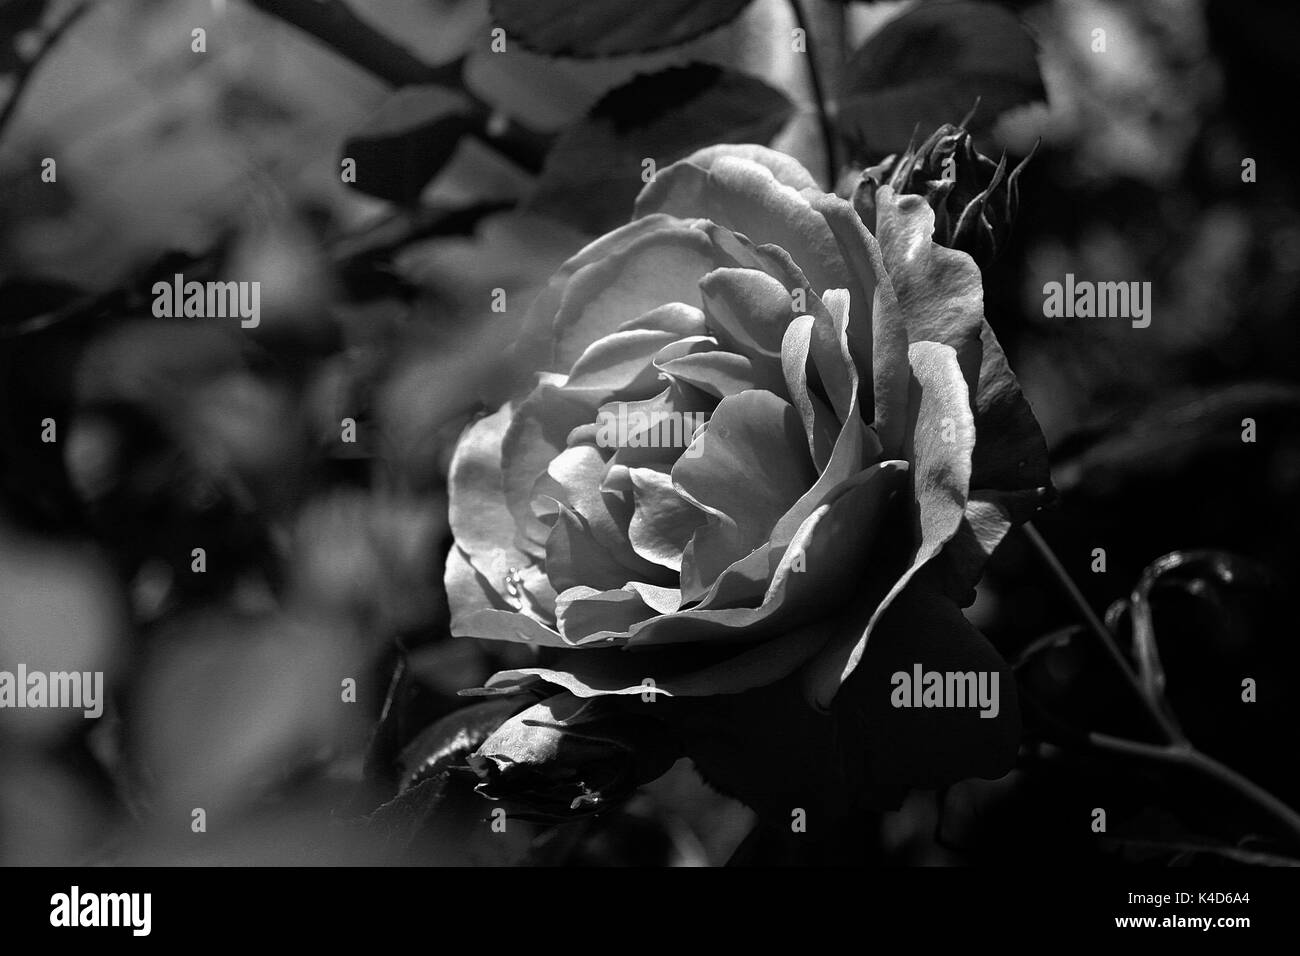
[468,692,680,822]
[856,123,1035,266]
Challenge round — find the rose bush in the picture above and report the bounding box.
[445,144,1051,816]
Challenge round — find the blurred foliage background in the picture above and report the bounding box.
[1,0,1298,866]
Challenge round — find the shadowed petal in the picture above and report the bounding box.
[658,349,786,399]
[967,320,1052,493]
[780,315,837,471]
[830,572,1021,797]
[542,446,675,586]
[564,329,682,401]
[700,267,794,360]
[627,466,707,572]
[556,586,660,644]
[673,391,816,589]
[803,340,976,709]
[502,382,599,555]
[813,193,906,455]
[544,504,635,594]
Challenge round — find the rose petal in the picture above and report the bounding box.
[552,224,726,370]
[542,445,675,585]
[673,390,816,593]
[627,466,707,572]
[446,547,571,647]
[555,586,659,644]
[502,382,599,555]
[767,291,881,554]
[604,382,716,473]
[829,572,1021,796]
[803,340,976,709]
[484,627,825,699]
[657,349,785,399]
[637,458,907,645]
[809,288,856,423]
[636,155,859,301]
[671,144,821,191]
[544,504,635,593]
[936,487,1044,605]
[448,403,524,564]
[563,328,683,401]
[480,459,906,694]
[615,302,708,337]
[967,320,1052,493]
[780,315,837,471]
[872,186,984,391]
[516,213,707,373]
[699,267,794,360]
[446,405,558,618]
[812,193,906,454]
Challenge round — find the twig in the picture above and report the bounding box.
[787,0,838,189]
[1024,523,1300,852]
[247,0,458,87]
[1022,522,1183,744]
[0,0,94,143]
[1089,732,1300,852]
[245,0,550,172]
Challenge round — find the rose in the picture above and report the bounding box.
[446,143,1050,814]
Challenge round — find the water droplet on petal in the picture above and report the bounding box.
[503,567,524,609]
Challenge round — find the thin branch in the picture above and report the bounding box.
[787,0,838,189]
[1089,732,1300,852]
[0,0,94,143]
[245,0,550,172]
[1022,522,1183,744]
[247,0,459,87]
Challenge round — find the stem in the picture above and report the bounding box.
[248,0,457,87]
[1028,525,1300,851]
[245,0,551,172]
[0,0,93,143]
[1022,522,1183,744]
[1090,732,1300,851]
[787,0,838,189]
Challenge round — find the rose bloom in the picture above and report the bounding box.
[446,144,1051,805]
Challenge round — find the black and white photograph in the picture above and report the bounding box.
[0,0,1296,932]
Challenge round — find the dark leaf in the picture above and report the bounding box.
[397,696,530,791]
[469,693,681,823]
[837,1,1044,159]
[489,0,753,57]
[529,64,794,233]
[341,85,482,204]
